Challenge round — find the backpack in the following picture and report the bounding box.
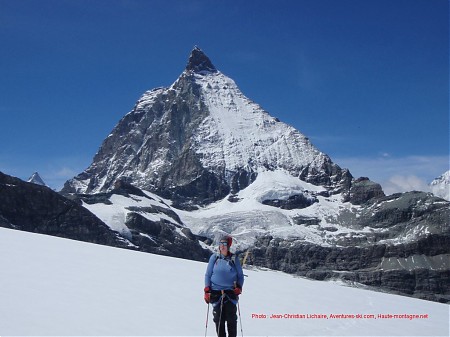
[213,252,237,267]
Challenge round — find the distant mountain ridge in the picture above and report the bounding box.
[27,172,46,186]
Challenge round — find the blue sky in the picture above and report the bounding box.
[0,0,448,194]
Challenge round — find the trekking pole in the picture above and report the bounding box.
[233,281,244,337]
[237,300,244,337]
[205,302,210,337]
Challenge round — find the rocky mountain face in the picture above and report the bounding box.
[0,172,209,261]
[0,171,129,247]
[249,192,450,303]
[70,179,210,261]
[62,47,366,209]
[48,48,450,303]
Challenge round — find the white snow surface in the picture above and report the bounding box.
[70,67,333,194]
[82,190,183,241]
[78,169,357,251]
[430,170,450,201]
[0,228,448,337]
[191,70,327,173]
[177,169,360,251]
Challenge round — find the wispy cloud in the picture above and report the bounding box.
[294,52,324,92]
[55,167,79,178]
[384,175,431,195]
[335,154,449,195]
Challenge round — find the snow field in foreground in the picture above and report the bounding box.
[0,227,448,336]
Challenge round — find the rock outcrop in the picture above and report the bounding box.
[70,180,210,261]
[248,192,450,303]
[0,171,129,248]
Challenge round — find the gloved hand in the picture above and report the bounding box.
[233,286,242,295]
[204,286,211,304]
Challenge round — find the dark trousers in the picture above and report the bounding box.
[213,300,237,337]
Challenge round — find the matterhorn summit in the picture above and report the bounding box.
[62,47,355,208]
[185,46,217,73]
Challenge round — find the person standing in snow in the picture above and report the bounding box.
[204,235,244,337]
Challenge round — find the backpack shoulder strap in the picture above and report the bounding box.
[214,253,238,266]
[230,253,237,266]
[214,253,220,265]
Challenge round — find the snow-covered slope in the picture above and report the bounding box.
[185,67,328,174]
[1,228,448,336]
[177,168,359,251]
[73,181,209,261]
[430,170,450,201]
[81,189,178,240]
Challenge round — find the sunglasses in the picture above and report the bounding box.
[219,241,228,246]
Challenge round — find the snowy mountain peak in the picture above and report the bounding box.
[62,48,364,208]
[430,170,450,201]
[27,172,46,186]
[185,46,217,73]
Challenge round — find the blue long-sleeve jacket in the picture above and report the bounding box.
[205,253,244,292]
